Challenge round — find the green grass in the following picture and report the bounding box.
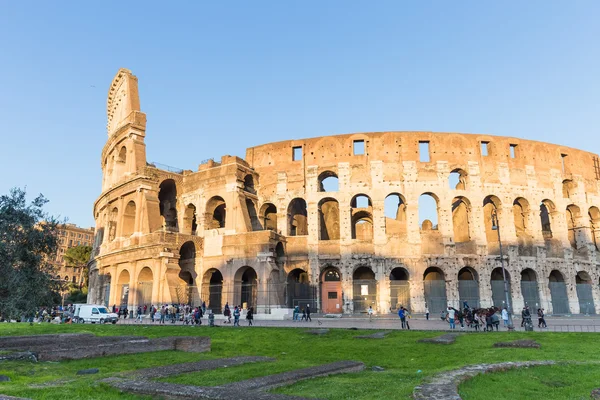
[0,323,599,399]
[460,363,600,399]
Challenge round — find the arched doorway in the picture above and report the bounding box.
[458,267,479,308]
[423,267,447,314]
[353,266,376,312]
[520,269,540,309]
[237,267,257,309]
[576,271,595,315]
[389,267,410,311]
[178,242,197,304]
[549,270,569,314]
[137,267,153,308]
[491,268,512,310]
[286,269,313,308]
[321,267,341,313]
[202,269,223,313]
[117,269,130,307]
[102,273,111,307]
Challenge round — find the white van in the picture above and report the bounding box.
[75,304,118,324]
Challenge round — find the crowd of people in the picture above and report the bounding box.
[111,301,259,327]
[435,302,549,331]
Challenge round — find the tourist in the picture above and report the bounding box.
[398,306,407,329]
[247,306,254,326]
[112,304,116,313]
[306,304,312,322]
[501,307,509,327]
[456,308,464,329]
[447,306,456,330]
[293,305,299,321]
[537,308,547,328]
[368,305,374,322]
[300,307,306,321]
[201,301,206,314]
[160,306,166,324]
[491,309,500,331]
[136,306,143,323]
[233,306,241,326]
[521,306,531,328]
[150,305,156,323]
[223,303,231,323]
[425,305,429,321]
[485,309,494,332]
[402,307,411,330]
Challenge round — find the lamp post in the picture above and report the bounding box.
[491,209,514,330]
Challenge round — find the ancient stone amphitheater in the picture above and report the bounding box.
[88,68,600,316]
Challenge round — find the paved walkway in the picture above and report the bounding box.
[114,314,600,332]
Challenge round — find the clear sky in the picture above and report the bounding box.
[1,2,598,228]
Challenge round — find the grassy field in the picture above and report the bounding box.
[0,324,599,399]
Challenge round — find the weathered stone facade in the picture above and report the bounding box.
[88,68,600,316]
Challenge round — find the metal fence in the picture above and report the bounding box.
[424,280,447,315]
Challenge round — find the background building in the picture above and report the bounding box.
[51,223,94,285]
[88,69,600,316]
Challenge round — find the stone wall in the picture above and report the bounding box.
[89,68,600,316]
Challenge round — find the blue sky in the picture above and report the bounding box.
[1,2,598,227]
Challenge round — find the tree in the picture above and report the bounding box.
[0,188,61,320]
[64,245,92,287]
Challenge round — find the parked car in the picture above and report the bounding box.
[74,304,118,324]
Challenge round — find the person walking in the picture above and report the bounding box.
[537,308,547,328]
[136,306,143,323]
[247,306,254,326]
[398,307,406,329]
[501,307,509,328]
[233,305,241,326]
[368,305,374,322]
[150,305,156,323]
[491,309,500,331]
[224,303,231,324]
[300,307,306,321]
[201,301,206,315]
[447,306,456,330]
[306,304,312,322]
[293,305,299,321]
[402,307,411,330]
[425,306,429,321]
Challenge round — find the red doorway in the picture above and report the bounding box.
[321,268,342,313]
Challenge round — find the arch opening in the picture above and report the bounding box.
[566,204,581,249]
[458,267,480,308]
[117,269,130,307]
[159,179,178,232]
[260,203,277,232]
[423,267,447,314]
[122,201,136,237]
[137,267,153,308]
[548,269,569,314]
[390,267,410,311]
[483,195,502,249]
[202,269,223,312]
[237,267,258,309]
[384,193,407,236]
[183,204,197,235]
[243,175,256,194]
[449,169,467,190]
[419,193,438,230]
[520,268,540,309]
[491,267,512,310]
[576,271,595,315]
[540,200,555,239]
[352,266,376,313]
[288,198,308,236]
[318,171,339,192]
[452,196,471,243]
[321,267,342,313]
[286,268,313,309]
[206,196,226,229]
[319,198,340,240]
[589,207,600,251]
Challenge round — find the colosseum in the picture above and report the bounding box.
[88,68,600,317]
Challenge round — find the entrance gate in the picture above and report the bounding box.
[321,268,342,313]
